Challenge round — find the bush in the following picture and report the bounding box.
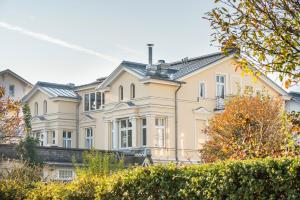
[0,161,42,200]
[24,157,300,200]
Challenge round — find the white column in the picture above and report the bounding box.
[131,117,137,148]
[43,129,47,146]
[112,119,118,149]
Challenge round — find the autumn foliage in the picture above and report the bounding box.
[201,94,299,163]
[0,87,21,141]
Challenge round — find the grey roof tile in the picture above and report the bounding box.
[121,50,236,81]
[37,81,79,99]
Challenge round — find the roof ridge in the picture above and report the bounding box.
[37,81,75,88]
[0,69,33,86]
[169,50,235,66]
[122,60,147,66]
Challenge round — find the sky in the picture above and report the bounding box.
[0,0,218,85]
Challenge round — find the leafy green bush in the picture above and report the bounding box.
[5,157,300,199]
[0,161,42,200]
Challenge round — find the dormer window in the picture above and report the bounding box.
[119,86,124,101]
[130,84,135,99]
[34,102,38,116]
[43,100,47,114]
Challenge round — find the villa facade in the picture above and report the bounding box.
[22,46,290,163]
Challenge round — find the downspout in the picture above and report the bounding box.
[175,82,183,163]
[76,102,80,148]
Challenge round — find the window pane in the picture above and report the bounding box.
[102,93,105,105]
[142,128,147,146]
[90,93,95,110]
[142,118,147,126]
[121,131,127,148]
[63,131,66,138]
[84,94,89,111]
[128,120,132,128]
[121,120,126,128]
[96,92,102,109]
[127,130,132,147]
[67,140,71,148]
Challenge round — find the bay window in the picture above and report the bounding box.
[119,118,132,148]
[63,131,72,148]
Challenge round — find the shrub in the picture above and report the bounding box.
[25,157,300,200]
[0,161,42,200]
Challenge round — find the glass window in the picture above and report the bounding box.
[52,131,56,145]
[85,128,93,149]
[119,119,132,148]
[96,92,102,109]
[141,118,147,146]
[84,94,89,111]
[34,102,38,116]
[9,85,15,97]
[130,84,135,99]
[102,93,105,105]
[199,82,205,99]
[43,100,47,114]
[119,86,123,101]
[216,75,225,98]
[155,118,165,147]
[58,170,73,180]
[90,93,95,110]
[63,131,72,148]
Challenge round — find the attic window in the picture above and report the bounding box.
[119,86,124,101]
[43,100,47,114]
[130,84,135,99]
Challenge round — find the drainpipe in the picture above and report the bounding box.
[76,102,80,148]
[175,82,184,163]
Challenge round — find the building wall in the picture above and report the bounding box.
[0,72,32,100]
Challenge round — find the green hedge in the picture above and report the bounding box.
[3,157,300,199]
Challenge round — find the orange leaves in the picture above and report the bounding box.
[200,94,296,163]
[0,87,21,139]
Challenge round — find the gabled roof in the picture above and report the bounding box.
[0,69,32,86]
[169,51,233,79]
[22,81,79,102]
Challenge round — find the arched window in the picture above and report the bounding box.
[34,102,38,116]
[130,84,135,99]
[43,100,47,114]
[119,86,123,101]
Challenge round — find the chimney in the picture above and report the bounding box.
[147,44,154,65]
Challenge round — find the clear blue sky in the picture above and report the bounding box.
[0,0,218,85]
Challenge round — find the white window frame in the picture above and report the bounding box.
[155,117,166,148]
[52,131,56,145]
[119,86,124,101]
[216,74,226,98]
[63,131,72,148]
[130,83,135,99]
[85,127,93,149]
[199,81,206,99]
[119,118,132,149]
[58,169,73,180]
[43,100,47,114]
[141,118,147,147]
[9,85,15,97]
[34,102,38,116]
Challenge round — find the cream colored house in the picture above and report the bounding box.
[0,69,32,100]
[23,46,290,163]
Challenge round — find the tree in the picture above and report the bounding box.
[200,93,299,163]
[0,87,22,142]
[16,136,41,166]
[205,0,300,87]
[22,103,32,136]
